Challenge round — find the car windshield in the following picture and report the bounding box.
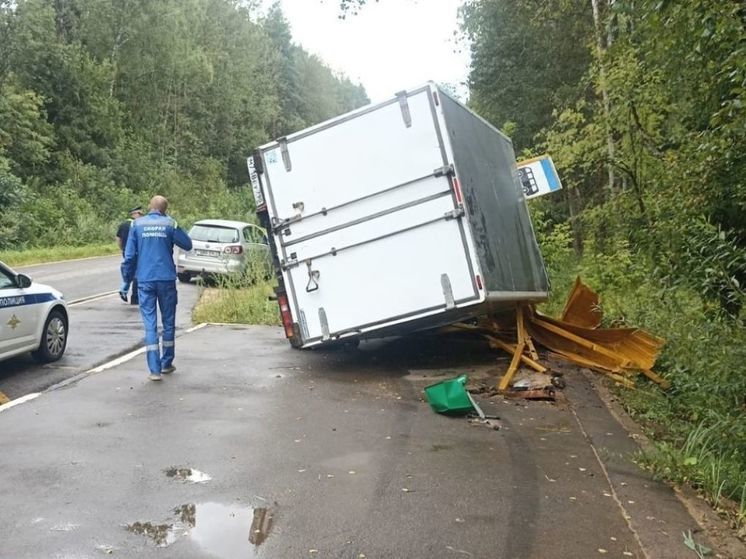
[189,225,239,243]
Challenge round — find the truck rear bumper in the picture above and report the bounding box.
[291,291,548,349]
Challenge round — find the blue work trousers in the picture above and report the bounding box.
[138,281,178,374]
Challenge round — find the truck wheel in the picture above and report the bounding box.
[316,338,360,352]
[177,272,192,284]
[32,309,68,363]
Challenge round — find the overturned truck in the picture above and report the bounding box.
[249,83,548,349]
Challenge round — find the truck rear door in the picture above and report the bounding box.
[259,86,481,345]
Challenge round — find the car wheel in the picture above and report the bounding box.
[32,309,68,363]
[177,272,192,284]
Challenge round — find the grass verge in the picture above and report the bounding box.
[0,243,120,267]
[192,276,280,326]
[540,250,746,538]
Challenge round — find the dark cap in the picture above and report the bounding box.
[128,206,143,215]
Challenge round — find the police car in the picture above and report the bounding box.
[0,260,68,364]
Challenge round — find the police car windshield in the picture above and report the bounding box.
[189,225,239,244]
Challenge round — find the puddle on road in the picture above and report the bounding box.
[127,502,275,556]
[164,466,212,483]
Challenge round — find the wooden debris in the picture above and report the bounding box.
[442,278,668,390]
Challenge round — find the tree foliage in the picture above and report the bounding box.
[0,0,368,250]
[463,0,746,514]
[461,0,595,151]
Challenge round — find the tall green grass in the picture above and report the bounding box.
[191,254,280,326]
[530,206,746,530]
[537,233,746,529]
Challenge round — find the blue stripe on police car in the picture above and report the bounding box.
[0,293,58,309]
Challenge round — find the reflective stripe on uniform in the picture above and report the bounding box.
[146,344,160,351]
[162,340,175,348]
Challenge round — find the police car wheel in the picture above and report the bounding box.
[32,309,68,363]
[177,272,192,284]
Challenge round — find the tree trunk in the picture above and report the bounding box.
[567,186,584,256]
[591,0,615,195]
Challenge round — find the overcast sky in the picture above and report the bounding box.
[262,0,471,103]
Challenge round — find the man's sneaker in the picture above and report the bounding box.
[162,366,176,375]
[149,373,162,381]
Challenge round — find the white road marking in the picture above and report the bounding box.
[69,291,118,306]
[84,324,207,374]
[0,392,41,413]
[17,254,120,270]
[85,347,147,374]
[0,323,210,411]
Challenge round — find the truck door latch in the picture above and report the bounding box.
[305,260,320,292]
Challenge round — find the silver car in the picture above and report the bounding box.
[176,219,272,283]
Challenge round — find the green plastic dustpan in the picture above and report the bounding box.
[424,374,475,415]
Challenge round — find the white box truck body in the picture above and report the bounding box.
[249,83,548,348]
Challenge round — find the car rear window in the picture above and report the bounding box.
[189,225,239,243]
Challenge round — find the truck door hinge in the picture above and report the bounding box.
[444,206,465,220]
[434,164,455,178]
[279,137,292,172]
[441,274,456,310]
[318,308,330,341]
[271,216,288,230]
[280,254,299,270]
[395,91,412,128]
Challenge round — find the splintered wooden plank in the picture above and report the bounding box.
[486,336,547,373]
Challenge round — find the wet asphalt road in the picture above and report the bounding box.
[0,256,200,400]
[14,255,123,301]
[0,325,733,559]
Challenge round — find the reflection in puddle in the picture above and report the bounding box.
[126,502,274,556]
[126,521,178,547]
[185,503,274,557]
[164,466,212,483]
[249,507,273,546]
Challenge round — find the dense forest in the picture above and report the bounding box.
[0,0,368,249]
[462,0,745,525]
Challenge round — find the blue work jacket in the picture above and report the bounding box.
[121,211,193,283]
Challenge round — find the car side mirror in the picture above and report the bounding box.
[16,274,32,288]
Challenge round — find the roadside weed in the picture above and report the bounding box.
[682,530,712,558]
[191,254,280,326]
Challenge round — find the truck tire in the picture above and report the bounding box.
[177,272,192,284]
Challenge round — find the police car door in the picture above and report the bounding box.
[0,266,34,355]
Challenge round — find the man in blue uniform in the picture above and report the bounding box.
[116,206,143,304]
[120,195,193,381]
